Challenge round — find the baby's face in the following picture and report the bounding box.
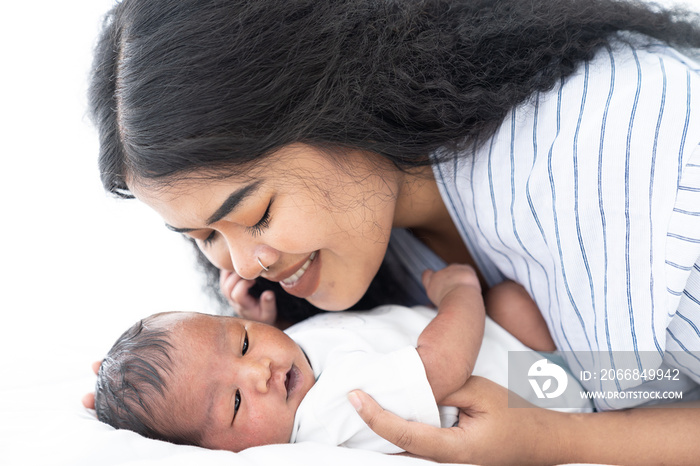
[160,312,315,452]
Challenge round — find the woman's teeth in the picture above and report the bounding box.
[281,251,317,286]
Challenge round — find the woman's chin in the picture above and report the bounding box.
[305,291,364,312]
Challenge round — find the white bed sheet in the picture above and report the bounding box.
[1,349,458,466]
[1,340,602,466]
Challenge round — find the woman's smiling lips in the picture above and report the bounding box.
[274,251,320,298]
[280,251,317,286]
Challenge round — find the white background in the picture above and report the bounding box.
[0,0,214,396]
[0,0,696,463]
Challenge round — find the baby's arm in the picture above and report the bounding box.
[485,280,556,352]
[417,264,485,404]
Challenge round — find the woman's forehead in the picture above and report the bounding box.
[127,143,379,194]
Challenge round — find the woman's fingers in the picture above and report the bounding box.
[350,377,536,464]
[82,360,103,409]
[348,390,465,461]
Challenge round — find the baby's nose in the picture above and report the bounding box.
[246,358,272,393]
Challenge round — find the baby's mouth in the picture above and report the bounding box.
[285,365,300,399]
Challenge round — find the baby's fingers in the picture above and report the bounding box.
[220,269,243,303]
[232,280,277,324]
[421,269,435,289]
[231,278,260,311]
[257,290,278,325]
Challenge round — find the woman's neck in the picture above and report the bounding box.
[393,166,471,265]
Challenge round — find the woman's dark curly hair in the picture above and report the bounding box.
[88,0,700,319]
[89,0,700,194]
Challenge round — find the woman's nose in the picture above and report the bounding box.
[229,245,278,280]
[205,235,273,280]
[232,255,265,280]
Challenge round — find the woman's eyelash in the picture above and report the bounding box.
[245,200,272,237]
[202,230,217,246]
[200,199,272,245]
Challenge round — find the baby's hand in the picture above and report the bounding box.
[220,269,277,324]
[422,264,481,308]
[417,264,485,401]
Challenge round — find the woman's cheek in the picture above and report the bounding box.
[200,241,233,271]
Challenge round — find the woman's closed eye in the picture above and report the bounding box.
[244,200,272,237]
[202,230,217,246]
[200,200,272,246]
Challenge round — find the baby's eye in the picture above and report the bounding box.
[242,331,249,355]
[234,390,241,413]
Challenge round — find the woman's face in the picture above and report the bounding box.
[129,144,403,311]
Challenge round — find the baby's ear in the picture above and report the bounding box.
[82,392,96,410]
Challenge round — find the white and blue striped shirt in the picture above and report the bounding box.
[389,41,700,410]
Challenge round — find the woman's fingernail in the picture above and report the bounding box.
[348,391,363,411]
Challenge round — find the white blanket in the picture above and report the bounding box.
[1,322,592,466]
[0,347,453,466]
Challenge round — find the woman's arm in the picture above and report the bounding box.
[349,376,700,465]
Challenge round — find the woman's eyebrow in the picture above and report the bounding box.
[164,182,261,233]
[206,182,261,225]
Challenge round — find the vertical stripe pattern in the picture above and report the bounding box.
[424,42,700,409]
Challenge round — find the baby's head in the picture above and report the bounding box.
[95,312,315,451]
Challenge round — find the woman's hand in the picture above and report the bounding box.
[82,360,102,410]
[220,269,277,324]
[351,375,700,465]
[349,376,562,465]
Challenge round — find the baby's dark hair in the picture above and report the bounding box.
[94,315,201,446]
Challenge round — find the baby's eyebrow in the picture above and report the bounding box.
[216,320,232,350]
[201,322,238,433]
[204,391,218,429]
